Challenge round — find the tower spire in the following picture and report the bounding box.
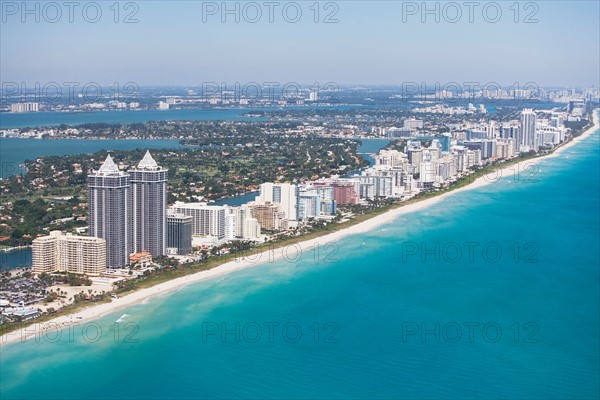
[137,150,159,169]
[97,154,121,174]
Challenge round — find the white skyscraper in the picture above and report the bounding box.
[170,203,226,239]
[256,183,299,221]
[224,205,262,241]
[520,109,537,151]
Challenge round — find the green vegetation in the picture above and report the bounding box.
[0,121,366,248]
[0,198,86,247]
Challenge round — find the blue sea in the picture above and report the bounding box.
[1,120,599,399]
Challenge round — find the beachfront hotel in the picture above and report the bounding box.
[32,231,107,276]
[129,151,168,258]
[168,203,263,244]
[169,202,227,239]
[88,155,133,268]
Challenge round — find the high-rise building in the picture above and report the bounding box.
[298,193,321,220]
[242,217,261,241]
[464,140,497,160]
[223,205,263,240]
[88,154,132,268]
[403,118,424,130]
[419,161,436,187]
[249,203,285,231]
[170,202,226,239]
[375,149,407,168]
[298,186,336,220]
[129,151,168,257]
[495,139,516,159]
[166,213,193,255]
[333,182,360,205]
[500,123,519,141]
[358,175,393,198]
[435,154,458,183]
[32,231,107,276]
[550,112,563,128]
[567,99,585,114]
[407,147,423,167]
[255,183,299,221]
[520,109,537,151]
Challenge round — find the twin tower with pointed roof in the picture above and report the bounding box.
[88,151,167,268]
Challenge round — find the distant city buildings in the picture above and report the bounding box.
[403,118,424,130]
[10,102,39,113]
[32,231,107,276]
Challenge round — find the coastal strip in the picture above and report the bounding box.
[2,109,598,347]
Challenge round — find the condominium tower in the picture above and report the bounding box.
[129,151,168,257]
[520,109,537,151]
[88,154,133,268]
[255,183,299,221]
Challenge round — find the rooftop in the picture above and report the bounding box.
[94,154,128,176]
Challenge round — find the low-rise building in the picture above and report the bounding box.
[32,231,107,276]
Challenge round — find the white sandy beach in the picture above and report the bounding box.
[2,109,598,347]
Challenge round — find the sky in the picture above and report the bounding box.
[1,0,599,87]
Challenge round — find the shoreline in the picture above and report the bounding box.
[0,245,31,253]
[2,109,598,347]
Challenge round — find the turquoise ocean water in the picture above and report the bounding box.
[1,120,598,399]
